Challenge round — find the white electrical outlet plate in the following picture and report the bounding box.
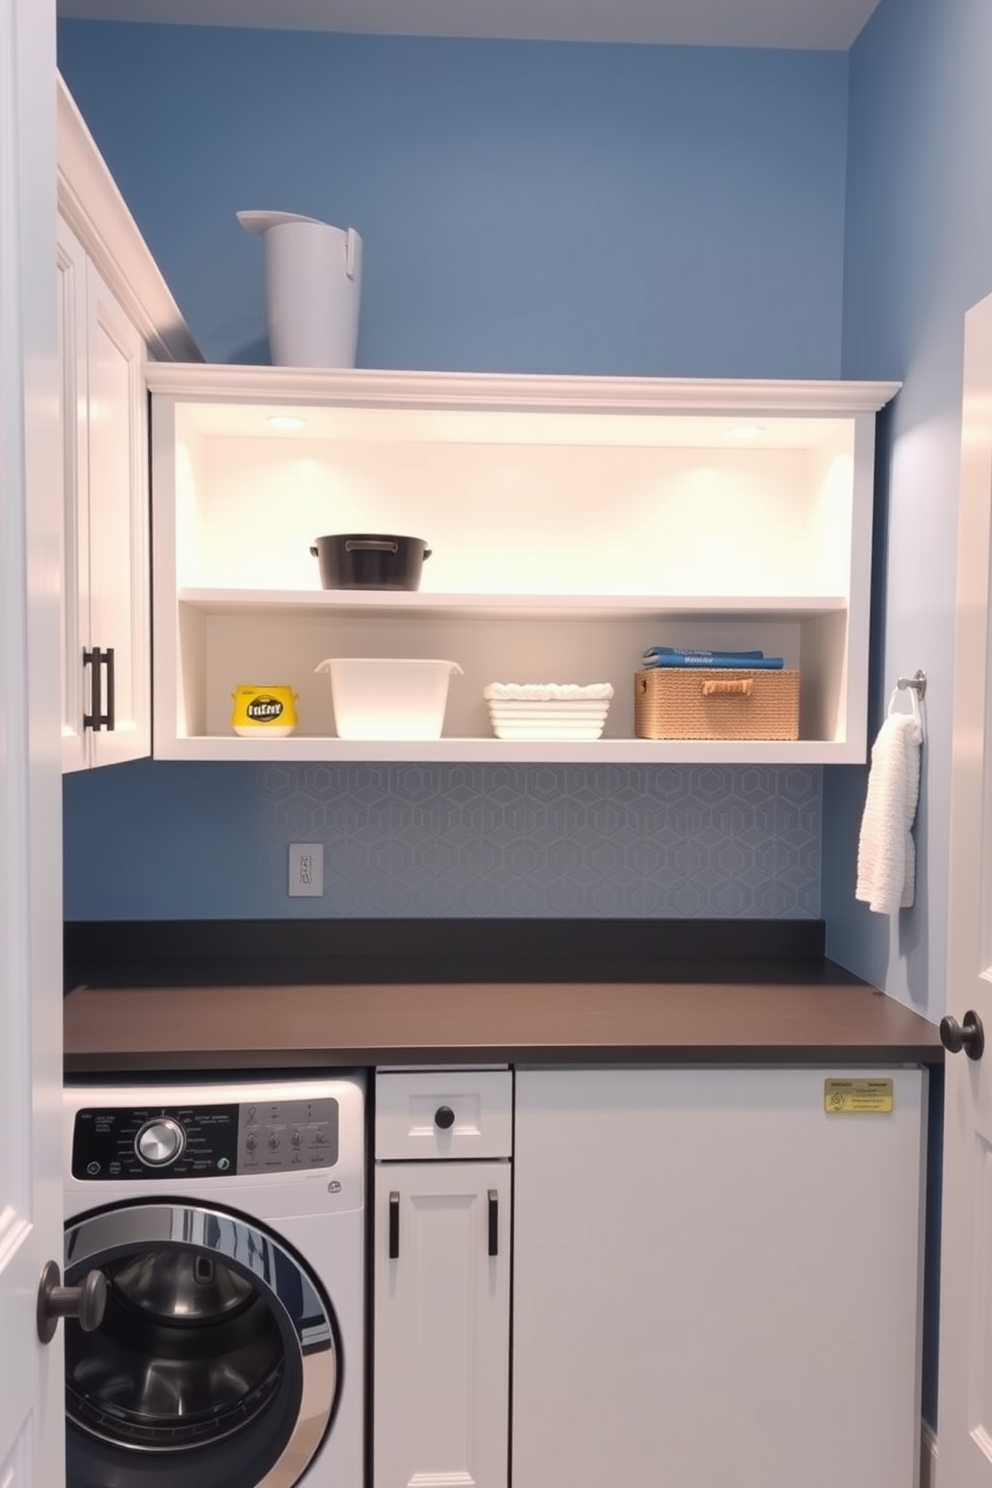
[288,842,324,897]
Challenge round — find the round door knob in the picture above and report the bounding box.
[37,1260,107,1344]
[940,1010,985,1060]
[135,1116,185,1166]
[434,1105,456,1130]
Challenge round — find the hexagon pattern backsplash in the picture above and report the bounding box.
[259,763,821,917]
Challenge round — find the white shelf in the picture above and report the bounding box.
[154,733,859,765]
[178,588,849,621]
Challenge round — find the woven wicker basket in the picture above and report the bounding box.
[634,667,800,740]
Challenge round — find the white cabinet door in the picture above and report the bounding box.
[85,256,149,767]
[374,1161,510,1488]
[56,212,149,772]
[513,1066,926,1488]
[56,214,91,773]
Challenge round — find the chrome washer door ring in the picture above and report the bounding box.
[65,1203,338,1488]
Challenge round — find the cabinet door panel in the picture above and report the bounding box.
[513,1067,925,1488]
[374,1161,510,1488]
[85,260,148,767]
[56,215,90,772]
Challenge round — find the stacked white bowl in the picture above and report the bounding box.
[483,682,614,740]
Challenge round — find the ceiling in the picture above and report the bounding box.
[56,0,885,51]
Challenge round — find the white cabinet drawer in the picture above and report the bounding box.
[376,1070,512,1159]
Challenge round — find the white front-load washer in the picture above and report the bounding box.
[62,1074,366,1488]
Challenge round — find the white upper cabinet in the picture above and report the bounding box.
[148,365,897,763]
[56,73,200,773]
[57,213,149,771]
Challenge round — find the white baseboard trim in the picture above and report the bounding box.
[921,1421,937,1488]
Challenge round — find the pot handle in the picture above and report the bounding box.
[310,546,318,557]
[345,539,398,553]
[424,548,432,560]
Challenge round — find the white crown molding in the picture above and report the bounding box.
[56,72,202,364]
[144,360,901,415]
[57,0,885,52]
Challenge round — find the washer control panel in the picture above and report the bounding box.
[72,1098,339,1180]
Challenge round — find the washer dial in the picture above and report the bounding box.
[134,1117,186,1167]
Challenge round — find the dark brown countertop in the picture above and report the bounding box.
[63,967,943,1073]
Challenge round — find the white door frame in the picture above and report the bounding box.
[936,288,992,1486]
[0,0,68,1481]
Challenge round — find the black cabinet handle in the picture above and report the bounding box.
[83,647,101,731]
[488,1188,498,1257]
[83,647,116,732]
[105,645,116,731]
[434,1105,455,1130]
[388,1190,400,1259]
[940,1010,985,1060]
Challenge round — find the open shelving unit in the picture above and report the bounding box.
[147,365,900,763]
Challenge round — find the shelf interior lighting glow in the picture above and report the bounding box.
[724,424,765,440]
[267,415,307,430]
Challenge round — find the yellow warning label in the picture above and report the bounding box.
[824,1078,894,1114]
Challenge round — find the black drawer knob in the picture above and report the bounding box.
[434,1105,456,1130]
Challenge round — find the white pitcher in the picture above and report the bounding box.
[238,209,363,368]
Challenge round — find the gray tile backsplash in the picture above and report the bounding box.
[259,763,821,918]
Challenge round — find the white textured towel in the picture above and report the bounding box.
[855,698,923,915]
[483,682,614,701]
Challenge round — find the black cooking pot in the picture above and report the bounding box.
[310,534,432,591]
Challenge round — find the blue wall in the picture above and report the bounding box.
[824,0,992,1022]
[57,4,982,1431]
[58,23,850,922]
[57,25,848,375]
[825,0,992,1430]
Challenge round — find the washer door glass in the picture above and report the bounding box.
[64,1203,339,1488]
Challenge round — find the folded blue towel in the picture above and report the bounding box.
[642,646,766,661]
[641,652,785,670]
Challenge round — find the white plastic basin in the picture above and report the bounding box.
[315,658,463,740]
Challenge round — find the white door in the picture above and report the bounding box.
[0,0,69,1483]
[937,289,992,1484]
